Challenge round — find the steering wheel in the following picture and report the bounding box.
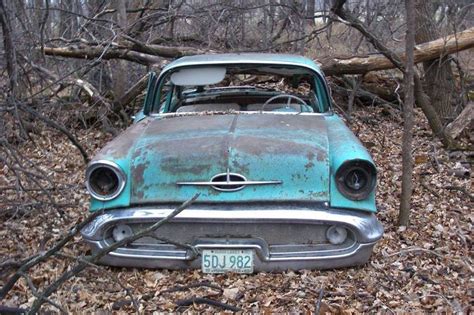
[261,94,308,112]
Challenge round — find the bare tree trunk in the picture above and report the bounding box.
[399,0,415,227]
[113,0,128,101]
[306,0,315,27]
[331,0,454,148]
[0,0,18,97]
[415,0,457,124]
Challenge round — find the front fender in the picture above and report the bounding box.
[326,115,377,212]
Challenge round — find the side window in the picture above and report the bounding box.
[143,72,157,115]
[154,78,173,113]
[309,90,320,113]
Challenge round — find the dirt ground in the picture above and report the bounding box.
[0,107,472,313]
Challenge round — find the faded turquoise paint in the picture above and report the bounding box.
[88,54,377,213]
[89,114,377,212]
[90,158,131,211]
[325,115,377,213]
[88,119,153,211]
[128,114,330,204]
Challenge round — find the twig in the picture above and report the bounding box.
[431,144,441,173]
[0,210,104,300]
[147,235,198,257]
[175,297,241,312]
[19,272,67,314]
[18,103,89,163]
[160,282,223,295]
[420,180,440,198]
[0,305,28,314]
[315,288,324,314]
[384,246,444,259]
[27,194,199,314]
[54,252,140,313]
[444,185,474,201]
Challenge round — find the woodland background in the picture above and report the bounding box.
[0,0,473,313]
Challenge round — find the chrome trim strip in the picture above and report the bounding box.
[84,239,377,262]
[81,207,383,244]
[176,180,283,186]
[82,206,383,270]
[85,160,126,201]
[177,170,282,192]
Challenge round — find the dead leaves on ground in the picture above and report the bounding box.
[0,107,472,313]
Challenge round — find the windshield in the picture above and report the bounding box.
[150,64,330,114]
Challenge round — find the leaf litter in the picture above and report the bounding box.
[0,107,472,313]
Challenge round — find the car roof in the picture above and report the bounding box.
[162,53,323,76]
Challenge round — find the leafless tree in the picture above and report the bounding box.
[0,0,473,311]
[399,0,415,227]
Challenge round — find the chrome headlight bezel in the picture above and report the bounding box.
[85,160,126,201]
[335,159,376,201]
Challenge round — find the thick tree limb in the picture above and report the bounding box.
[445,102,473,139]
[27,194,199,314]
[322,26,474,75]
[0,210,103,300]
[114,74,149,108]
[43,45,161,65]
[331,0,453,147]
[42,27,474,74]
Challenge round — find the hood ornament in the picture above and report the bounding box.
[176,168,282,192]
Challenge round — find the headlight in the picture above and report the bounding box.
[335,159,376,200]
[86,161,126,201]
[326,225,348,245]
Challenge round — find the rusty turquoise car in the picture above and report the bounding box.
[81,53,383,272]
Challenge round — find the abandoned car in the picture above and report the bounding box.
[81,53,383,272]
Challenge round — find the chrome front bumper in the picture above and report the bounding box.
[81,205,383,271]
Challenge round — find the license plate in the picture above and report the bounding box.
[201,249,253,274]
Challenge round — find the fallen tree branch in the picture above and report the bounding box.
[55,251,140,312]
[321,26,474,75]
[0,210,103,300]
[175,297,241,312]
[43,44,161,65]
[315,288,325,314]
[444,185,474,201]
[331,0,453,147]
[18,104,90,163]
[42,27,474,75]
[445,102,473,139]
[161,282,223,295]
[114,73,149,109]
[27,194,199,314]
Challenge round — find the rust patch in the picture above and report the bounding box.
[317,150,327,162]
[131,160,149,199]
[94,119,151,160]
[231,158,250,175]
[233,135,317,156]
[132,161,148,183]
[160,156,212,175]
[145,114,235,135]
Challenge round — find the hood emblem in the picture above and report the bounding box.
[176,168,282,192]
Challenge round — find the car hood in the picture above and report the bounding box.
[128,113,330,204]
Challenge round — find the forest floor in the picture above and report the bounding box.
[0,106,472,313]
